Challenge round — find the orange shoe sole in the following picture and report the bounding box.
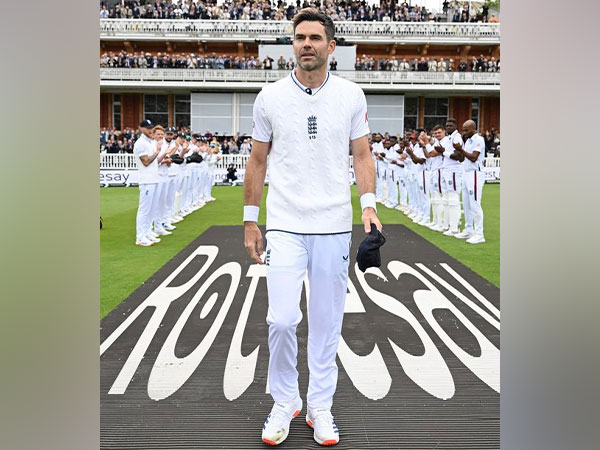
[262,409,301,446]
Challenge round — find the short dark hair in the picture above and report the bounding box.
[446,118,458,125]
[293,8,335,42]
[432,124,444,131]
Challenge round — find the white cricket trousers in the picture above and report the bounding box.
[136,183,157,241]
[162,176,177,224]
[398,170,408,207]
[441,168,463,232]
[417,170,430,220]
[407,173,418,211]
[375,160,383,199]
[202,167,214,199]
[153,176,168,229]
[429,170,444,227]
[462,170,485,235]
[265,230,351,410]
[386,168,398,207]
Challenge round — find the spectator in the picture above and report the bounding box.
[277,55,286,70]
[229,139,239,154]
[239,138,251,155]
[399,58,410,71]
[263,55,274,70]
[329,56,337,71]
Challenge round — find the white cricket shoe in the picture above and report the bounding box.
[149,230,159,238]
[430,224,444,231]
[135,238,154,247]
[455,230,473,239]
[155,228,172,236]
[443,229,458,237]
[147,234,161,243]
[306,407,340,446]
[207,196,216,202]
[261,397,303,446]
[163,223,176,231]
[467,234,486,244]
[171,215,184,223]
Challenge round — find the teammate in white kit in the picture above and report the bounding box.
[454,120,486,244]
[406,131,430,226]
[370,133,385,202]
[133,119,161,247]
[243,9,382,447]
[160,127,178,231]
[423,124,446,231]
[383,137,400,209]
[440,118,465,236]
[151,125,173,237]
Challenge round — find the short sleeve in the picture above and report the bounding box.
[251,90,272,142]
[350,88,370,140]
[133,139,149,159]
[473,136,484,153]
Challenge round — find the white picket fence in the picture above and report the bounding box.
[100,153,500,170]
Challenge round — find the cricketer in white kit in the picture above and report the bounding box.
[151,125,173,237]
[440,118,465,236]
[133,119,161,247]
[370,133,385,202]
[423,124,446,231]
[454,120,486,244]
[243,9,382,447]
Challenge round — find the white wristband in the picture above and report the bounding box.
[243,205,259,222]
[360,193,377,212]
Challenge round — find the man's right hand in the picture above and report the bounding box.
[244,222,264,264]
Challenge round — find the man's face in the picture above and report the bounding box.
[445,121,457,135]
[153,129,165,141]
[374,134,381,143]
[433,128,445,141]
[462,121,476,138]
[293,20,335,71]
[140,126,153,138]
[165,132,174,142]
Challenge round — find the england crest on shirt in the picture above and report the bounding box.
[307,115,317,140]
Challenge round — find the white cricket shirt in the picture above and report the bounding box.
[252,72,370,234]
[441,130,464,170]
[134,134,159,184]
[413,143,426,172]
[428,138,444,171]
[462,133,485,171]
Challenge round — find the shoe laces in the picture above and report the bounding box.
[268,403,292,429]
[312,408,334,430]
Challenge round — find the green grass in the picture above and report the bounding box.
[101,184,499,319]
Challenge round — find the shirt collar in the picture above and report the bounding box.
[291,70,330,96]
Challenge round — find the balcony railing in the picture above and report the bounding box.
[100,68,500,86]
[100,19,499,43]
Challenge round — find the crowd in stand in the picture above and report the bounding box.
[101,126,255,155]
[357,54,499,72]
[100,51,296,70]
[101,50,499,72]
[100,0,498,23]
